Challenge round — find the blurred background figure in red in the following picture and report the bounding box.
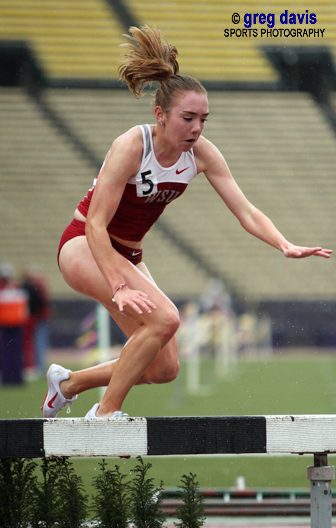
[0,261,29,384]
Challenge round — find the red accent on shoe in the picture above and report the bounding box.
[47,393,58,409]
[41,392,48,412]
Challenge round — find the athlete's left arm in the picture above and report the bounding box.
[195,137,332,259]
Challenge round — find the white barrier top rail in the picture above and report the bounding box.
[1,415,336,459]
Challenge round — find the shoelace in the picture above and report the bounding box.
[66,395,78,414]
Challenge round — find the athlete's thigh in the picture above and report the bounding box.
[58,236,178,323]
[105,260,179,348]
[136,260,178,358]
[103,260,179,344]
[60,238,178,374]
[104,261,161,337]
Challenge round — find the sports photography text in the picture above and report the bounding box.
[225,10,325,38]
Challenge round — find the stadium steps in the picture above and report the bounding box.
[0,88,94,297]
[2,87,332,302]
[125,0,336,81]
[0,0,124,78]
[0,87,211,299]
[1,0,336,82]
[164,91,336,301]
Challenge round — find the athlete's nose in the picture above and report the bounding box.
[191,120,203,135]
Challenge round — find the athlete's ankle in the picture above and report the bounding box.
[96,403,121,417]
[59,377,75,399]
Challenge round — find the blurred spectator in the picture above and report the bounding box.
[0,261,28,384]
[22,265,52,378]
[0,261,16,290]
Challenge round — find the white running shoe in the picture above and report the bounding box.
[85,404,129,418]
[41,364,78,418]
[85,403,100,418]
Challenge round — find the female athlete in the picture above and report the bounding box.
[42,26,332,419]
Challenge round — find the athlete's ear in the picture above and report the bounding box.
[154,106,165,126]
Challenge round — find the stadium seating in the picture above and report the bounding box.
[1,87,335,302]
[126,0,336,81]
[1,0,335,303]
[0,87,210,299]
[0,87,93,296]
[0,0,124,79]
[1,0,336,82]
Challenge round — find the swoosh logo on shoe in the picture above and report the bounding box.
[176,167,189,175]
[48,393,58,408]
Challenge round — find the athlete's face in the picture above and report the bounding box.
[163,91,209,151]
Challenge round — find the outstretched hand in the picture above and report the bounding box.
[113,285,156,315]
[283,245,332,259]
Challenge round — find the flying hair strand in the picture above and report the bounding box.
[118,26,179,98]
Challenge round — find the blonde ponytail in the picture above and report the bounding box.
[119,26,179,98]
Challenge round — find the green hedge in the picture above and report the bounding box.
[0,456,205,528]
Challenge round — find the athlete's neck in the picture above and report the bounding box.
[152,126,181,168]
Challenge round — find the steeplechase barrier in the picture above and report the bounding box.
[1,414,335,528]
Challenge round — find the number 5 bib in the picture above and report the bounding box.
[136,168,158,197]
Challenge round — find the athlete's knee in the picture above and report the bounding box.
[164,360,180,382]
[150,359,180,384]
[157,308,180,344]
[166,308,180,336]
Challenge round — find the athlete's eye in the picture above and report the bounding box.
[183,117,192,121]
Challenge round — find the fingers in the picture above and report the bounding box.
[137,291,157,310]
[114,287,157,315]
[298,247,322,258]
[284,246,333,259]
[301,247,332,258]
[313,248,333,258]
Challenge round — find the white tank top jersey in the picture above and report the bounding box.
[128,124,198,199]
[78,124,198,241]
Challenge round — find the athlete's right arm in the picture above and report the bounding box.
[85,127,155,314]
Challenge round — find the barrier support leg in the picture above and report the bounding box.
[307,454,335,528]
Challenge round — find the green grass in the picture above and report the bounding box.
[2,351,336,493]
